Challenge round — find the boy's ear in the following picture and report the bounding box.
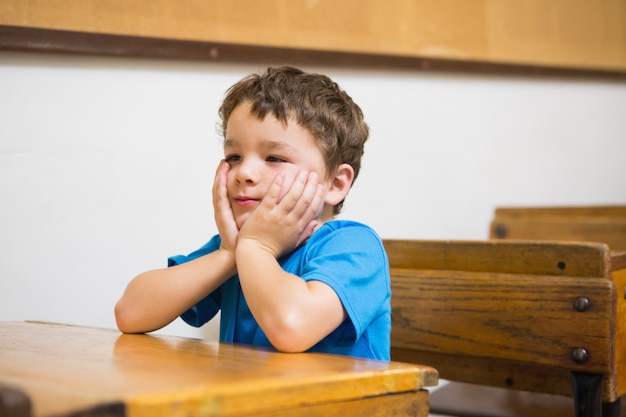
[325,164,354,206]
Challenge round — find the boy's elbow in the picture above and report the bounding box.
[263,316,313,353]
[269,336,309,354]
[114,300,144,334]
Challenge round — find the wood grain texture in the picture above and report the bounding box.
[490,206,626,251]
[384,239,612,277]
[248,390,431,417]
[425,210,626,415]
[487,206,626,400]
[391,268,614,373]
[0,0,625,73]
[384,239,623,402]
[391,348,579,397]
[0,322,437,417]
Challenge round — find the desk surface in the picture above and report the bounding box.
[0,321,437,417]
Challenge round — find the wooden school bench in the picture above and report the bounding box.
[384,239,626,417]
[489,205,626,251]
[0,321,438,417]
[432,205,626,417]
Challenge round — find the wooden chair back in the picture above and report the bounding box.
[384,239,625,403]
[489,206,626,251]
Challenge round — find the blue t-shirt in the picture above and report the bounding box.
[168,220,391,360]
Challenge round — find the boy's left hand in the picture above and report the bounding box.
[238,170,324,258]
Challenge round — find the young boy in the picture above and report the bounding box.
[114,66,391,360]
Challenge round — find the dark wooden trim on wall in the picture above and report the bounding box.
[1,25,625,81]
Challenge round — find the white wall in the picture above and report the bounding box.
[1,51,625,341]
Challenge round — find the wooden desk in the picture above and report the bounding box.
[384,239,626,417]
[0,321,438,417]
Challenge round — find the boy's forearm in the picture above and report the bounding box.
[115,249,236,334]
[236,241,300,308]
[237,241,298,341]
[235,240,327,352]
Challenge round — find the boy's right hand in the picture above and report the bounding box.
[213,160,239,256]
[237,170,324,259]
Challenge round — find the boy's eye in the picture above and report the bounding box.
[224,155,241,163]
[266,156,286,163]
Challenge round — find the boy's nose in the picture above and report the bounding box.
[234,161,259,185]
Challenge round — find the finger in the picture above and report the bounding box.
[292,183,324,247]
[303,173,322,206]
[288,172,321,219]
[212,161,240,250]
[212,160,228,190]
[308,183,325,217]
[212,160,230,205]
[215,159,229,177]
[261,173,284,207]
[276,169,309,207]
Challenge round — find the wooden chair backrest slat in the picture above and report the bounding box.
[490,206,626,251]
[390,267,614,373]
[384,239,611,277]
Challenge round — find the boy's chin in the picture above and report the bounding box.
[234,214,250,229]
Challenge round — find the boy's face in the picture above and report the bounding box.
[223,101,330,229]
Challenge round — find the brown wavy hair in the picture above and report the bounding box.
[218,66,369,214]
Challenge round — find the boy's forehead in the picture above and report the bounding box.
[225,104,312,143]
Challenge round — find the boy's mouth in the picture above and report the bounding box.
[233,196,259,207]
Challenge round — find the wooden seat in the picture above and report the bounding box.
[384,239,626,417]
[489,206,626,251]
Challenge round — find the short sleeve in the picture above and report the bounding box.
[168,235,222,327]
[300,224,391,347]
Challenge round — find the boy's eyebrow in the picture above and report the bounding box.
[223,138,237,149]
[262,139,297,153]
[224,138,297,153]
